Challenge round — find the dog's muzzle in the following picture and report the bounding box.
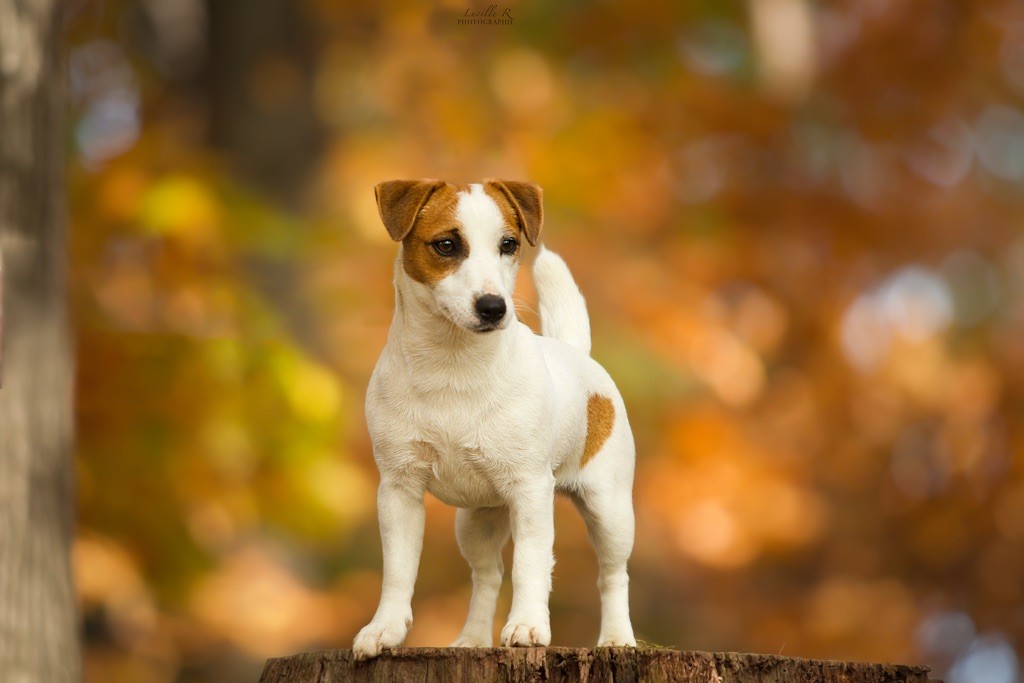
[474,294,507,329]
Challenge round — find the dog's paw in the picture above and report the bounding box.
[597,634,637,647]
[500,620,550,647]
[352,617,411,661]
[450,632,492,647]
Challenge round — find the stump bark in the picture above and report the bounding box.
[258,648,937,683]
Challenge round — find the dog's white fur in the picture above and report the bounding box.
[353,181,636,659]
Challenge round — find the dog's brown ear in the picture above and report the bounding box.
[484,179,543,246]
[375,179,445,241]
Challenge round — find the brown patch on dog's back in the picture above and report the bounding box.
[581,393,615,468]
[402,183,469,286]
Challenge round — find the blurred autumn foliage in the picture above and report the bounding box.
[67,1,1024,682]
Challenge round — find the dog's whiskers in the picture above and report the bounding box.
[512,296,539,318]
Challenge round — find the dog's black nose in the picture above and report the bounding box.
[475,295,507,323]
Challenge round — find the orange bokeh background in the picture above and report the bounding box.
[68,2,1024,681]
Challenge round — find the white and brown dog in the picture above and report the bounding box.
[352,179,636,659]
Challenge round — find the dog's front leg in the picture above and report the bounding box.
[500,476,555,647]
[353,478,425,660]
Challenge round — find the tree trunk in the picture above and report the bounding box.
[204,0,324,207]
[0,0,80,681]
[258,648,937,683]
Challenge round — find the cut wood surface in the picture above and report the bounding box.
[258,647,938,683]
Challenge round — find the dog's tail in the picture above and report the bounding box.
[533,247,591,355]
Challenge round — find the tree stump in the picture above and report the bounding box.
[258,647,937,682]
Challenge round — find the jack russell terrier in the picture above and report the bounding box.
[352,179,636,659]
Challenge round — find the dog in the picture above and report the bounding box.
[352,179,636,660]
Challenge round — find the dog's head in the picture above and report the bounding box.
[375,179,542,333]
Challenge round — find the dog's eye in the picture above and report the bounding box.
[499,237,519,255]
[433,239,457,255]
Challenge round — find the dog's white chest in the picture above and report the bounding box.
[413,437,505,508]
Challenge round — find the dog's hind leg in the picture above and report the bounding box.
[451,506,510,647]
[572,468,637,647]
